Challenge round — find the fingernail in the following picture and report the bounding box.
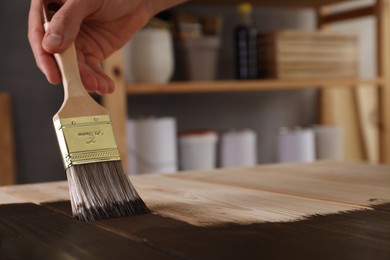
[44,32,63,48]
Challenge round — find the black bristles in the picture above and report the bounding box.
[66,161,149,221]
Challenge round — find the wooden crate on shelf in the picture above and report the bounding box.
[257,30,359,79]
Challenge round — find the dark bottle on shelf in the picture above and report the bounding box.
[235,3,258,80]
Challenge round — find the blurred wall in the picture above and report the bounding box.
[0,1,318,183]
[0,1,64,183]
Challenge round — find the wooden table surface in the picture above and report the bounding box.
[0,161,389,259]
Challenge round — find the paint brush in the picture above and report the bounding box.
[43,0,149,221]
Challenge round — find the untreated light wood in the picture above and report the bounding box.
[102,49,128,168]
[377,0,390,163]
[137,174,366,225]
[1,162,389,227]
[0,93,16,185]
[126,78,381,95]
[173,162,390,207]
[0,181,69,205]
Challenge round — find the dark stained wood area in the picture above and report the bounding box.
[0,203,174,260]
[1,162,389,259]
[40,201,390,260]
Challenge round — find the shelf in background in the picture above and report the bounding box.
[190,0,353,8]
[126,78,382,95]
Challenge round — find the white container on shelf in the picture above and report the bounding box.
[126,119,138,175]
[220,129,257,168]
[133,117,178,174]
[277,127,315,163]
[179,131,218,171]
[313,125,343,160]
[180,36,221,81]
[130,28,174,83]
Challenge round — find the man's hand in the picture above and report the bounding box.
[29,0,184,94]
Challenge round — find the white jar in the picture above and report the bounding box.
[130,28,174,83]
[179,131,218,171]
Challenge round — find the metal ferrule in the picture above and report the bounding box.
[54,115,121,169]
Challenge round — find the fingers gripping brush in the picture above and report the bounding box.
[43,1,149,221]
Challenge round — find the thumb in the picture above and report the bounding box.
[43,0,91,53]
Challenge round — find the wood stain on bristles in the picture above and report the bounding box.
[67,161,149,222]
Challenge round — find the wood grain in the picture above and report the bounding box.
[0,203,173,259]
[0,175,363,226]
[0,181,68,205]
[1,162,390,258]
[136,174,366,225]
[43,200,390,260]
[172,162,390,208]
[2,162,388,226]
[0,92,16,185]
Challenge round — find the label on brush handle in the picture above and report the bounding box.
[54,115,121,168]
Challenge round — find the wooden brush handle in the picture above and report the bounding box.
[52,41,90,99]
[43,1,107,118]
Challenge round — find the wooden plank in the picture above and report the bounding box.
[0,190,25,204]
[0,165,369,226]
[0,175,364,226]
[0,163,390,258]
[43,200,390,260]
[0,92,16,185]
[171,162,390,208]
[0,162,388,226]
[132,174,366,225]
[0,181,69,205]
[377,0,390,163]
[127,78,381,95]
[102,49,128,169]
[0,203,173,259]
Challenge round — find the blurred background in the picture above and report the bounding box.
[0,0,378,184]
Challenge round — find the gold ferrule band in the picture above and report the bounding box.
[54,115,121,169]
